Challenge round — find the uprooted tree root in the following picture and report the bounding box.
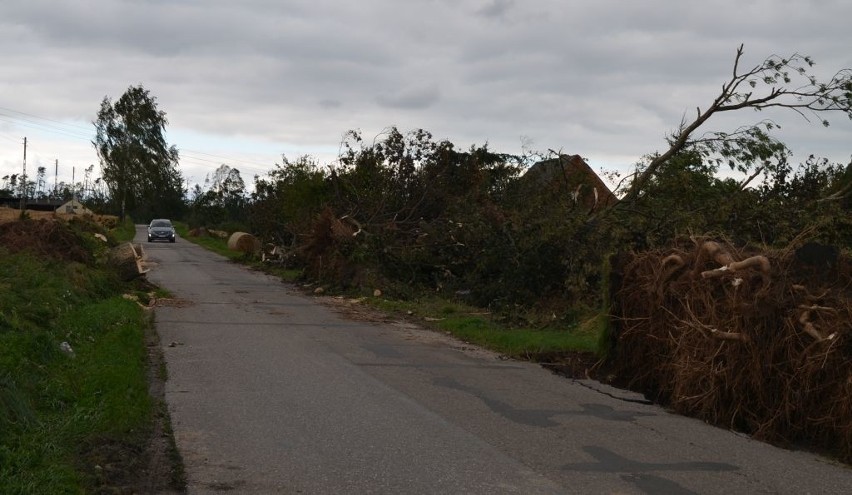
[606,236,852,462]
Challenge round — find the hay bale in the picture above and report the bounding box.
[227,232,261,254]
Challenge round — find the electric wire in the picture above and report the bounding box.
[0,105,287,180]
[0,132,22,144]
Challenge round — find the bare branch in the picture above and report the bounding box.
[620,45,852,203]
[738,165,765,190]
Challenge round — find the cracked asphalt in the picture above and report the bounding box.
[141,228,852,494]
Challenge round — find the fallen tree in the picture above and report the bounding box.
[621,44,852,204]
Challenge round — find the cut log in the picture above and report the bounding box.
[110,242,147,281]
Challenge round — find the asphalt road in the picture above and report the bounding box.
[141,228,852,494]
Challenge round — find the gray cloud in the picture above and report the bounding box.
[477,0,515,19]
[376,85,441,109]
[0,0,850,189]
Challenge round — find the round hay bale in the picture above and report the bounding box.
[227,232,261,254]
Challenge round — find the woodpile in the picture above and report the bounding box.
[605,236,852,461]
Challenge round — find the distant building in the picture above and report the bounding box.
[57,198,93,215]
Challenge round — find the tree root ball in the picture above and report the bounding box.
[606,235,852,463]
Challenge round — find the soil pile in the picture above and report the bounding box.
[606,237,852,461]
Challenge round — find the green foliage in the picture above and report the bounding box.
[303,128,525,297]
[186,164,249,230]
[251,155,330,245]
[111,216,139,243]
[243,118,850,336]
[749,155,851,246]
[618,148,851,250]
[249,127,618,323]
[0,240,154,493]
[93,84,184,221]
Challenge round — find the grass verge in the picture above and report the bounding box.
[371,296,601,358]
[0,222,182,493]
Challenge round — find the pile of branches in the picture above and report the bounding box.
[0,218,93,264]
[606,236,852,461]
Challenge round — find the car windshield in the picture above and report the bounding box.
[151,220,172,228]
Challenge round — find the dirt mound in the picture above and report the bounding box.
[606,236,852,461]
[0,218,93,263]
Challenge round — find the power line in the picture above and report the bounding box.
[0,106,93,134]
[179,147,279,170]
[178,151,277,174]
[0,104,287,177]
[0,132,21,144]
[0,115,91,141]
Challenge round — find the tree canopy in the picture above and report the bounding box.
[93,84,183,221]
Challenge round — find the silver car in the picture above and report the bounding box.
[147,219,176,243]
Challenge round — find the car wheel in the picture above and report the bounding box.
[169,238,175,243]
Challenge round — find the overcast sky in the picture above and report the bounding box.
[1,0,851,193]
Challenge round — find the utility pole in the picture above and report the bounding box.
[20,137,27,211]
[54,159,59,197]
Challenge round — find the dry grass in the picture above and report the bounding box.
[0,206,118,228]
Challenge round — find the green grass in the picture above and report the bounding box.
[174,223,237,259]
[369,296,601,357]
[112,217,138,243]
[0,247,154,494]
